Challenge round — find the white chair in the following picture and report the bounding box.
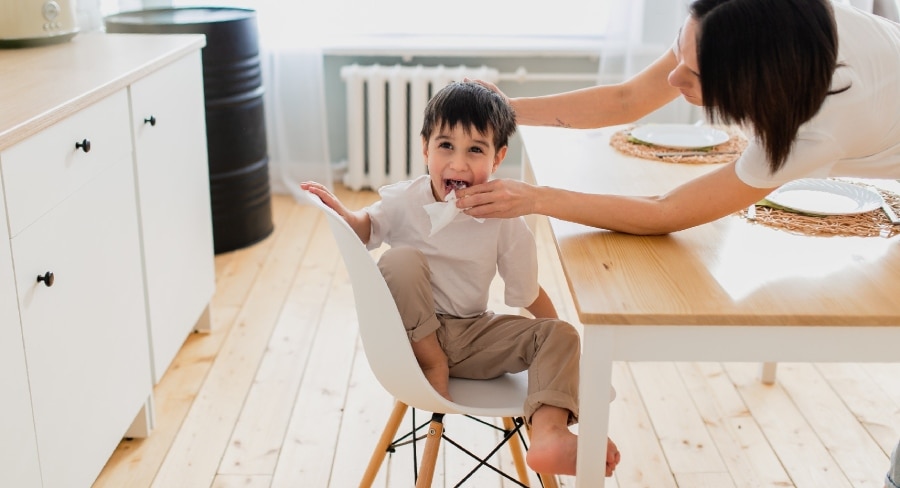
[305,192,559,488]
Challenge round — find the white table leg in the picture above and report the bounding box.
[760,362,778,384]
[577,326,614,488]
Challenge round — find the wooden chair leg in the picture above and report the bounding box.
[502,417,530,485]
[360,400,409,488]
[524,421,561,488]
[415,414,445,488]
[538,472,560,488]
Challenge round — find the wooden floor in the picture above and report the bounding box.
[93,187,900,488]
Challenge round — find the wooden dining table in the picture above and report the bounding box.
[518,125,900,487]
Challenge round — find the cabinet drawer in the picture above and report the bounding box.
[1,90,132,237]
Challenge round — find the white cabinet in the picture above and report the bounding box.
[0,34,213,488]
[0,172,42,488]
[129,50,216,384]
[3,89,152,488]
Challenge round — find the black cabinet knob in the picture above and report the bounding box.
[144,115,157,126]
[75,139,91,153]
[37,271,54,287]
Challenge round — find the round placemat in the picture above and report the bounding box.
[610,125,748,164]
[739,183,900,238]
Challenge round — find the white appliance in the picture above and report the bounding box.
[0,0,78,48]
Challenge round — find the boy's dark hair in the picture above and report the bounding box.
[420,81,517,150]
[690,0,846,174]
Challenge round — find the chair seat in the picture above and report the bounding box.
[445,371,529,417]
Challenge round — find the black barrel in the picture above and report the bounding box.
[105,7,274,254]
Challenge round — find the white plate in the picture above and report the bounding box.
[765,178,883,216]
[631,123,730,149]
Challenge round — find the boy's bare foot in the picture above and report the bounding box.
[526,406,621,476]
[526,421,577,475]
[606,438,622,476]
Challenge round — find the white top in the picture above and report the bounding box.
[365,175,540,317]
[735,2,900,188]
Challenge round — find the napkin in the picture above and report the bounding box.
[423,190,484,237]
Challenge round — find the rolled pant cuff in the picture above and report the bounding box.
[525,391,579,426]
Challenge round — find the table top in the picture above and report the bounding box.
[520,125,900,327]
[0,32,205,151]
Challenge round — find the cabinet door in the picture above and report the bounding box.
[129,51,216,383]
[0,173,42,488]
[12,161,151,488]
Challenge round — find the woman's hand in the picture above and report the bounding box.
[463,77,509,103]
[455,179,538,219]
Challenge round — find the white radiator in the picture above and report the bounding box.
[340,64,500,191]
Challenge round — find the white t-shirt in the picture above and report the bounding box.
[735,2,900,188]
[364,175,540,318]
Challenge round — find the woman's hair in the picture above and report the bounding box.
[690,0,847,173]
[421,81,517,150]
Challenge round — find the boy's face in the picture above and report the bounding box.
[423,123,507,201]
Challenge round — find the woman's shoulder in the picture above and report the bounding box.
[834,1,900,49]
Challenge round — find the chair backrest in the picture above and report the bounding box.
[304,191,461,414]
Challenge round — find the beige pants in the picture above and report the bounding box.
[378,246,581,423]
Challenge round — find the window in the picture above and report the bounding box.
[167,0,611,39]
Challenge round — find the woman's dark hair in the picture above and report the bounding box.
[690,0,846,173]
[421,81,517,150]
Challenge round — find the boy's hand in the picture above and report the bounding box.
[300,181,351,216]
[300,181,372,243]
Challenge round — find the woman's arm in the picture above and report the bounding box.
[458,162,776,235]
[511,48,682,129]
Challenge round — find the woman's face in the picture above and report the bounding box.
[668,17,703,106]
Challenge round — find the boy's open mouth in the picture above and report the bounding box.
[444,179,469,195]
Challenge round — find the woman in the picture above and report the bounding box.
[456,0,900,235]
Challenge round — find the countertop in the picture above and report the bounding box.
[0,32,205,151]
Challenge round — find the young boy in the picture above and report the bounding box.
[301,81,619,477]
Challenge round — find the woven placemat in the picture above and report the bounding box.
[610,125,748,164]
[738,182,900,238]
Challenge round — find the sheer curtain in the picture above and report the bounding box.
[598,0,700,124]
[255,7,333,193]
[80,0,334,194]
[160,1,333,194]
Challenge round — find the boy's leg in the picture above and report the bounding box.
[377,246,450,399]
[444,313,619,476]
[887,439,900,488]
[528,405,620,477]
